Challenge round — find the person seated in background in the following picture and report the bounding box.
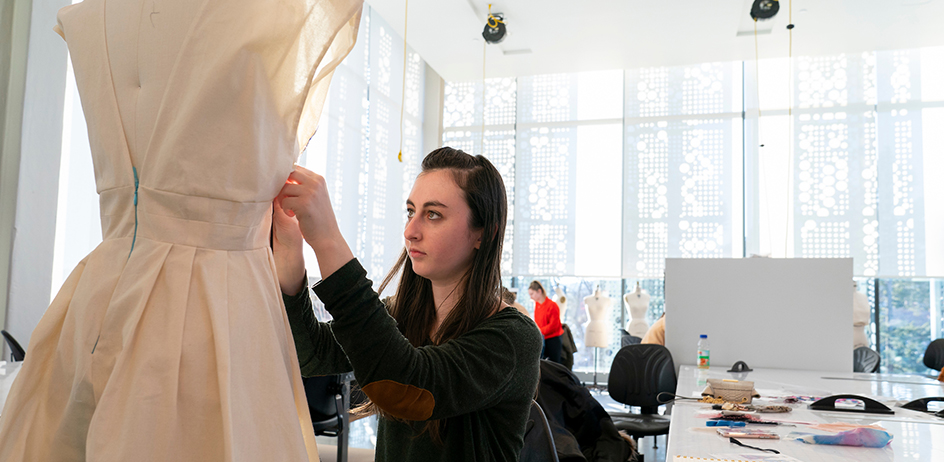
[641,313,665,345]
[529,280,564,365]
[502,287,532,320]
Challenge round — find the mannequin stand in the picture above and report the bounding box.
[588,347,606,391]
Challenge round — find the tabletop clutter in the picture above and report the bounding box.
[691,377,898,450]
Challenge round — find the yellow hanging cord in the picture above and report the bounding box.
[753,18,762,120]
[397,0,409,162]
[481,4,490,151]
[754,17,774,252]
[784,0,794,257]
[487,8,504,27]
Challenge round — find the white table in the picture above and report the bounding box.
[0,362,22,415]
[667,365,944,461]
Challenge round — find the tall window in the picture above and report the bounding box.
[442,77,517,275]
[301,6,426,288]
[445,45,944,375]
[624,63,744,278]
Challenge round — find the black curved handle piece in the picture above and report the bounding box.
[901,397,944,413]
[809,394,895,415]
[727,361,753,373]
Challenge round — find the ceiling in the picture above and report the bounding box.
[366,0,944,81]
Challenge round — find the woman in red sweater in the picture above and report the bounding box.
[529,281,564,364]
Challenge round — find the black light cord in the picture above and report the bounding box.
[730,437,780,454]
[656,392,702,405]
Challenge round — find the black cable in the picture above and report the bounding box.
[729,437,780,454]
[656,392,702,405]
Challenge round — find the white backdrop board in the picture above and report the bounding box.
[664,258,853,373]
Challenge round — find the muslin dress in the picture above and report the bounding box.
[0,0,362,460]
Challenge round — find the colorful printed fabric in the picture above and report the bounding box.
[807,422,887,433]
[790,427,893,448]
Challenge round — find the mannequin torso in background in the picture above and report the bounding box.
[623,282,650,338]
[553,286,568,324]
[584,288,612,348]
[853,281,870,349]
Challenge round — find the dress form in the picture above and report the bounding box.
[853,281,870,349]
[553,286,568,324]
[623,282,650,337]
[584,287,612,348]
[1,0,363,458]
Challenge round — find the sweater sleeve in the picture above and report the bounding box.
[312,258,543,422]
[538,301,561,337]
[282,281,353,376]
[641,316,665,346]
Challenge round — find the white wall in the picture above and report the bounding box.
[0,0,34,358]
[4,0,71,350]
[664,258,854,373]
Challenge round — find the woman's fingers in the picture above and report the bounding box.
[278,182,307,199]
[273,196,297,223]
[279,165,353,277]
[279,196,303,218]
[286,165,319,187]
[279,165,342,247]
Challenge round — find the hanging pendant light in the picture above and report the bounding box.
[751,0,780,20]
[482,12,506,44]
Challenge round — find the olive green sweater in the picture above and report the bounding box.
[282,259,543,461]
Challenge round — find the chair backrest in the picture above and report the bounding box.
[519,400,558,462]
[303,375,343,421]
[607,344,676,410]
[924,339,944,371]
[1,330,25,362]
[853,346,880,373]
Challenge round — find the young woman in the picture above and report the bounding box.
[273,147,543,461]
[528,281,563,365]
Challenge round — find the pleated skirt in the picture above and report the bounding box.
[0,237,319,461]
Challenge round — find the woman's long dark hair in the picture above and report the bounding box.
[358,147,508,443]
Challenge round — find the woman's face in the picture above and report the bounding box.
[528,289,542,302]
[404,170,483,285]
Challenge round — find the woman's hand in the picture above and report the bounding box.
[277,165,354,279]
[272,197,306,296]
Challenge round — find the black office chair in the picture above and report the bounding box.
[519,400,559,462]
[303,373,353,462]
[607,344,676,462]
[923,338,944,372]
[853,346,880,373]
[1,330,25,362]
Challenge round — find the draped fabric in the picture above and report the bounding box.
[0,0,362,460]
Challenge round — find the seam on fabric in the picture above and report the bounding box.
[99,0,136,171]
[128,166,139,258]
[137,185,274,206]
[136,0,214,168]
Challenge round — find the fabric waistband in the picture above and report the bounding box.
[100,186,271,251]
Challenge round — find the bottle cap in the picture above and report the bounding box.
[700,334,707,338]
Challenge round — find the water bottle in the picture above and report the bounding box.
[697,334,710,369]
